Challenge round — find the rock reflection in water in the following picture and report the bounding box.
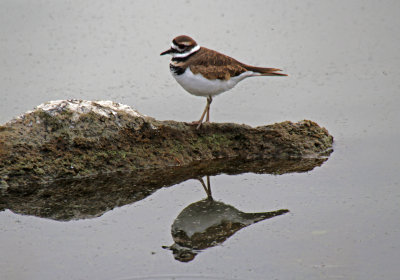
[0,158,324,220]
[163,176,289,262]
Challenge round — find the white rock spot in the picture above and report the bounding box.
[22,99,144,122]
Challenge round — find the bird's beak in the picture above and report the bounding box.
[160,48,174,56]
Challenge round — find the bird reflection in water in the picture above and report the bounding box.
[163,176,289,262]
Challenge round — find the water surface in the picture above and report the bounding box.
[1,1,399,279]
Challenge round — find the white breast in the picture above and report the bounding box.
[172,67,254,97]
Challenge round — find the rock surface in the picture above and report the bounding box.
[0,100,333,188]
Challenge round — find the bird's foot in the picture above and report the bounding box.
[188,121,203,129]
[189,121,211,129]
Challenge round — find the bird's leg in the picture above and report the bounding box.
[206,175,211,197]
[195,97,211,129]
[195,101,208,129]
[205,96,212,123]
[198,176,212,200]
[191,97,213,129]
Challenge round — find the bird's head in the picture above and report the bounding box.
[160,35,200,58]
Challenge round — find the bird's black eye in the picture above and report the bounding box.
[178,44,185,49]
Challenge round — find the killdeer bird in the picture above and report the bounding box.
[161,35,287,128]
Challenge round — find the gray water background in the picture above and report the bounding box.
[1,1,399,279]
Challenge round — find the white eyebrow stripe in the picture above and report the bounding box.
[171,43,181,51]
[172,45,200,58]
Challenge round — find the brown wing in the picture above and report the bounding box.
[184,47,249,80]
[182,47,287,80]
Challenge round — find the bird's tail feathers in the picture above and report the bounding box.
[245,65,288,76]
